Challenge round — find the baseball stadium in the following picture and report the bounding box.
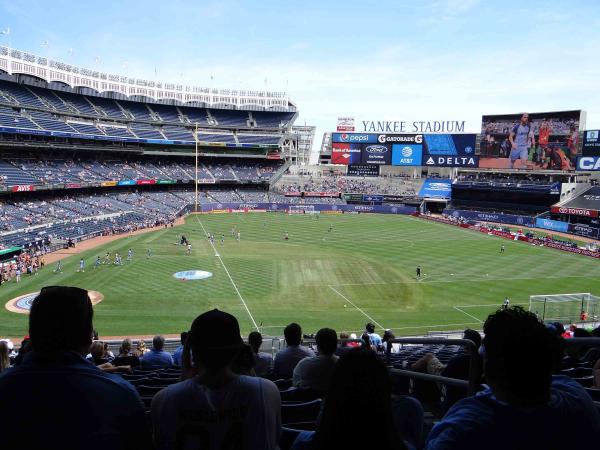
[1,2,600,449]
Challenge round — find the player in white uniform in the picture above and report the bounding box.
[236,231,241,242]
[186,243,192,255]
[78,258,85,273]
[127,249,133,262]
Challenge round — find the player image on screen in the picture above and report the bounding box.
[567,125,579,167]
[508,113,534,169]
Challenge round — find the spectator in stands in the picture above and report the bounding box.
[135,339,149,357]
[231,343,257,376]
[151,309,281,450]
[0,286,151,450]
[248,330,272,376]
[111,338,140,368]
[273,323,315,379]
[291,349,407,450]
[383,329,398,353]
[172,331,188,366]
[425,306,600,449]
[293,327,338,392]
[365,322,383,350]
[141,335,173,369]
[0,340,10,373]
[11,337,31,366]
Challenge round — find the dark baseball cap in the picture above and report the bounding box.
[191,309,243,350]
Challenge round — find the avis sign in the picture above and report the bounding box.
[11,185,35,192]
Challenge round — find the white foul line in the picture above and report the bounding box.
[328,285,385,330]
[453,306,483,323]
[195,215,259,330]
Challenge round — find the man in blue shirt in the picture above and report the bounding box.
[426,306,600,449]
[0,286,150,450]
[171,331,188,366]
[508,113,534,169]
[366,322,383,349]
[142,335,173,369]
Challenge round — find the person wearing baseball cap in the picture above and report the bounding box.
[152,309,281,450]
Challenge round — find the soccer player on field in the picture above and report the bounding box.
[147,248,152,258]
[127,248,133,262]
[500,244,505,253]
[416,265,421,279]
[284,232,289,241]
[503,297,510,309]
[54,260,63,273]
[94,256,101,269]
[508,113,534,169]
[186,243,192,255]
[236,231,241,242]
[221,234,225,245]
[78,258,85,273]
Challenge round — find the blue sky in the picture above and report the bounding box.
[1,0,600,161]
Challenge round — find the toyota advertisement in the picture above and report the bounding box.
[331,133,478,167]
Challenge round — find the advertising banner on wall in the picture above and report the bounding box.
[535,217,569,233]
[419,179,452,198]
[347,165,380,177]
[582,130,600,156]
[331,133,378,144]
[444,209,536,227]
[332,143,362,165]
[337,117,355,132]
[392,143,423,166]
[361,143,391,165]
[567,223,599,238]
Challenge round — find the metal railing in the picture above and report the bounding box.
[386,337,480,396]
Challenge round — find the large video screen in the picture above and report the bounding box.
[480,110,584,171]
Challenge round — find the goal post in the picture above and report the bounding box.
[288,205,318,215]
[529,293,600,324]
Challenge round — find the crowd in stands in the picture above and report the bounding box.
[455,173,557,187]
[276,174,421,196]
[1,287,599,449]
[0,155,282,186]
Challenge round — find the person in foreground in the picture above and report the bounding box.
[0,286,151,450]
[152,308,281,450]
[292,348,407,450]
[425,306,600,449]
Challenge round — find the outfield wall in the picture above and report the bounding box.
[444,208,600,240]
[188,202,417,215]
[421,215,600,259]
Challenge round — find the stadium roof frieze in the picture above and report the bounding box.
[0,46,294,110]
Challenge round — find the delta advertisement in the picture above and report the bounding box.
[331,133,478,167]
[419,179,452,198]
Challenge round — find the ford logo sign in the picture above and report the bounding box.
[365,145,388,153]
[401,146,413,157]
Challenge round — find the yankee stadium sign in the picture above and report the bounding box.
[361,120,466,133]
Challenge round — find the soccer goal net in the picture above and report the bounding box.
[288,205,317,215]
[529,293,600,324]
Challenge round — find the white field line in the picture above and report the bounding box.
[453,306,484,323]
[195,215,259,330]
[328,285,385,330]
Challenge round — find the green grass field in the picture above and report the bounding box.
[2,213,600,338]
